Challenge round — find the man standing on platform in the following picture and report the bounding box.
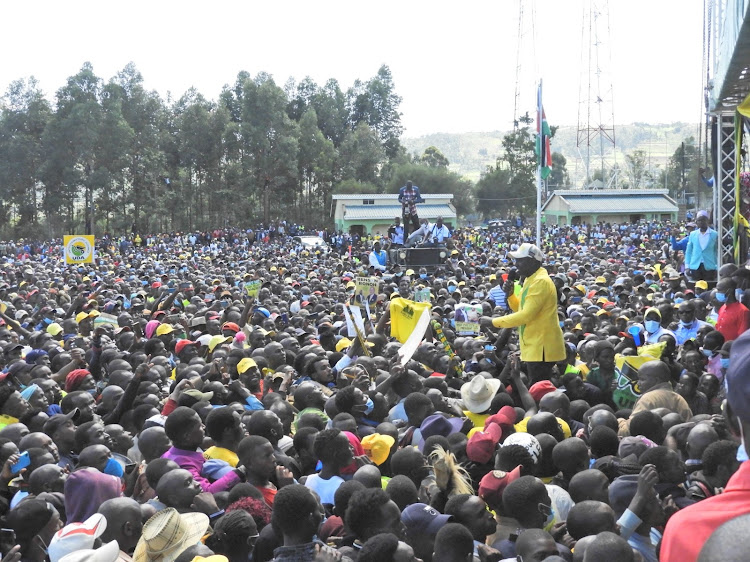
[685,210,719,283]
[481,243,565,383]
[398,180,424,238]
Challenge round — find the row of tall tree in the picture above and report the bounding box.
[0,63,412,238]
[0,62,704,239]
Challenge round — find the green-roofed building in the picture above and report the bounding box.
[542,189,679,225]
[332,194,456,235]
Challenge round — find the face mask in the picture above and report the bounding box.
[420,274,428,279]
[701,348,715,358]
[559,321,565,328]
[363,398,374,415]
[104,457,124,478]
[737,289,744,302]
[721,358,731,370]
[645,320,660,334]
[674,298,684,304]
[679,320,692,328]
[716,293,728,303]
[543,507,556,533]
[87,389,98,397]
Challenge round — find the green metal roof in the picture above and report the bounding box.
[344,204,456,221]
[563,194,678,214]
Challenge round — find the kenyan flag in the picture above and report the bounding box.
[536,83,552,180]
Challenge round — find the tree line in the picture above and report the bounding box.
[0,62,703,240]
[0,62,410,238]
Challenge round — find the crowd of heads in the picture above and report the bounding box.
[0,217,746,561]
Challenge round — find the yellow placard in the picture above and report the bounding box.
[64,235,95,264]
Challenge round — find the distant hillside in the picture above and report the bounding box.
[402,122,701,184]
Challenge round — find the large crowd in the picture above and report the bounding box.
[0,211,747,562]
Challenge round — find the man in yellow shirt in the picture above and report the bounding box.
[203,407,246,467]
[482,243,565,384]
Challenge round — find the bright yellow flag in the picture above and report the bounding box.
[390,297,432,344]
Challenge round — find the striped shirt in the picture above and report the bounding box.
[489,285,507,310]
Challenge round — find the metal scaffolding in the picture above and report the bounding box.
[714,112,736,266]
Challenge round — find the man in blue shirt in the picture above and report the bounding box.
[488,274,507,311]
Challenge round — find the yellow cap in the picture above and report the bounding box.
[405,269,415,276]
[155,324,174,336]
[47,322,63,336]
[237,358,258,374]
[208,335,232,352]
[75,312,89,323]
[346,281,356,289]
[595,276,607,284]
[336,338,352,352]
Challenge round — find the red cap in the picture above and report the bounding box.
[484,406,517,429]
[151,282,162,289]
[529,380,558,402]
[466,423,502,464]
[222,322,240,333]
[478,466,522,510]
[65,369,91,392]
[175,339,198,356]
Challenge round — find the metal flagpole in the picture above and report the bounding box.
[536,79,542,248]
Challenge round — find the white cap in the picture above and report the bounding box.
[58,540,120,562]
[509,243,544,262]
[49,513,108,562]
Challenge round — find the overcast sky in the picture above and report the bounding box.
[1,0,704,136]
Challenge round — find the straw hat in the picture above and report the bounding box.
[133,508,209,562]
[460,375,501,414]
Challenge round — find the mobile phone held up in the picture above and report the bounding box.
[0,528,16,556]
[10,451,30,475]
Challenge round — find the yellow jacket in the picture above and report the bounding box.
[492,267,565,362]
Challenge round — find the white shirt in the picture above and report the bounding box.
[390,225,404,245]
[428,223,451,243]
[699,229,710,250]
[369,250,387,271]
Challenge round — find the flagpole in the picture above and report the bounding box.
[536,79,542,248]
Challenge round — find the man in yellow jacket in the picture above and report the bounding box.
[482,243,565,383]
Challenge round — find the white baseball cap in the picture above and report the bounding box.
[49,513,108,562]
[509,243,544,262]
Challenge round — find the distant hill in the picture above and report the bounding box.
[402,122,702,184]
